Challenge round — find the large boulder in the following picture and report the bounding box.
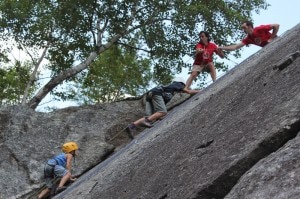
[0,91,190,199]
[225,133,300,199]
[0,101,143,199]
[1,23,300,199]
[54,23,300,199]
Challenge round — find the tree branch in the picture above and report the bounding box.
[116,41,152,53]
[21,38,51,105]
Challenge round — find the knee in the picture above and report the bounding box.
[190,72,199,78]
[64,171,71,178]
[208,63,215,70]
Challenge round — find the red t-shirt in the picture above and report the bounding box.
[193,42,218,65]
[242,24,272,47]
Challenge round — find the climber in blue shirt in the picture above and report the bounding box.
[38,142,79,198]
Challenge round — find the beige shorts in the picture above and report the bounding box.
[192,63,212,73]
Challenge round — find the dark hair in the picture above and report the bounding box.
[198,31,211,42]
[242,20,253,28]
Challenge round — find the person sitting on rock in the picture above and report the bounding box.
[126,77,199,139]
[38,142,78,198]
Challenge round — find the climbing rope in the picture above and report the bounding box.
[25,177,60,199]
[107,127,130,142]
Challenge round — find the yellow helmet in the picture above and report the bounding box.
[62,142,78,153]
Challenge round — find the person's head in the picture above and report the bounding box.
[198,31,211,43]
[62,142,78,156]
[241,20,254,34]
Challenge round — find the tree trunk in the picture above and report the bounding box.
[21,45,49,105]
[27,34,122,110]
[27,51,98,109]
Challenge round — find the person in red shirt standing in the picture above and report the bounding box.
[219,20,279,50]
[185,31,225,89]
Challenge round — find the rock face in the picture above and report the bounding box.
[0,90,189,199]
[1,23,300,199]
[0,101,143,199]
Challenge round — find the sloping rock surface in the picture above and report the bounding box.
[0,101,143,198]
[0,23,299,199]
[0,89,190,198]
[225,132,300,199]
[55,23,300,199]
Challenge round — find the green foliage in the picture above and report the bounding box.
[72,44,152,104]
[0,0,269,106]
[0,62,37,105]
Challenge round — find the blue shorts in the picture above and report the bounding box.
[44,164,68,188]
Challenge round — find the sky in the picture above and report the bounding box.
[36,0,300,111]
[225,0,300,64]
[180,0,300,85]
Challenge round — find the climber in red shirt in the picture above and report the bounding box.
[219,20,280,51]
[185,31,225,89]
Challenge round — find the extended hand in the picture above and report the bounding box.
[268,35,278,43]
[196,48,204,54]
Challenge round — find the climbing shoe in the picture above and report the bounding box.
[140,120,153,128]
[125,125,135,140]
[55,186,67,194]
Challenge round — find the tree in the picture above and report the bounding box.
[0,61,37,105]
[72,44,152,104]
[0,0,269,109]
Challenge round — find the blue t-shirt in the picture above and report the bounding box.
[47,153,67,167]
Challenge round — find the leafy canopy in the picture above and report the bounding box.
[0,61,37,105]
[72,44,152,104]
[0,0,269,109]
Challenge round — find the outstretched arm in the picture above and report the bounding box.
[66,153,77,181]
[219,42,245,51]
[216,48,225,58]
[268,24,280,42]
[182,87,200,94]
[66,153,73,171]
